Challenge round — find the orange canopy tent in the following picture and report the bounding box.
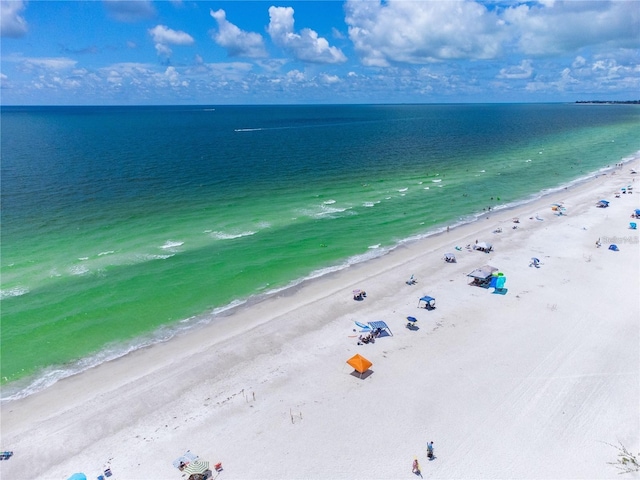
[346,353,372,378]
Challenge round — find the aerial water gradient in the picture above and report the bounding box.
[1,104,639,400]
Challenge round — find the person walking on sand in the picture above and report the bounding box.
[412,457,421,476]
[427,441,434,459]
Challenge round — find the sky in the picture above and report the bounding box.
[1,0,639,105]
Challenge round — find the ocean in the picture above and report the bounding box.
[1,103,639,400]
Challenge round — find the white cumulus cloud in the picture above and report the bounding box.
[1,0,28,38]
[345,0,505,67]
[267,6,347,64]
[498,59,534,79]
[320,73,340,84]
[504,1,639,56]
[163,66,188,87]
[210,9,267,58]
[148,25,194,57]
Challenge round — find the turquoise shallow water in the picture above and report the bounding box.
[1,103,639,399]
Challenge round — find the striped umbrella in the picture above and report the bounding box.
[183,460,209,476]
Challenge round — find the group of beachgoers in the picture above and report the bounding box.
[357,327,383,345]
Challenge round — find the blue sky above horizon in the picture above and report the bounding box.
[1,0,639,105]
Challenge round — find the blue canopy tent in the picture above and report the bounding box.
[418,296,436,310]
[597,200,609,208]
[368,320,393,337]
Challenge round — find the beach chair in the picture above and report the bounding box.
[173,450,199,470]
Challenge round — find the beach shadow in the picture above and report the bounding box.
[350,370,374,380]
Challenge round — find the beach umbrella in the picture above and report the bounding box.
[407,316,417,323]
[352,289,361,294]
[183,460,209,476]
[347,353,372,377]
[67,474,87,480]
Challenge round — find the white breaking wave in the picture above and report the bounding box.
[161,240,184,250]
[210,231,256,240]
[137,253,174,261]
[69,265,89,276]
[0,286,30,300]
[315,205,348,218]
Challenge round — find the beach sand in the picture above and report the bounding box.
[2,161,639,480]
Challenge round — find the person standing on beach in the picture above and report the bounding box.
[412,457,421,475]
[427,442,434,459]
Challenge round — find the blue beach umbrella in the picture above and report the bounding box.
[407,316,417,323]
[67,474,87,480]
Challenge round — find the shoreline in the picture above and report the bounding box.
[3,153,639,403]
[1,159,639,479]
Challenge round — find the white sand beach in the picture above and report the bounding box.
[2,161,639,480]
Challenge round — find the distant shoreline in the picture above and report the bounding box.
[575,100,639,105]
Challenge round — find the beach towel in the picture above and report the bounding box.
[355,321,371,331]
